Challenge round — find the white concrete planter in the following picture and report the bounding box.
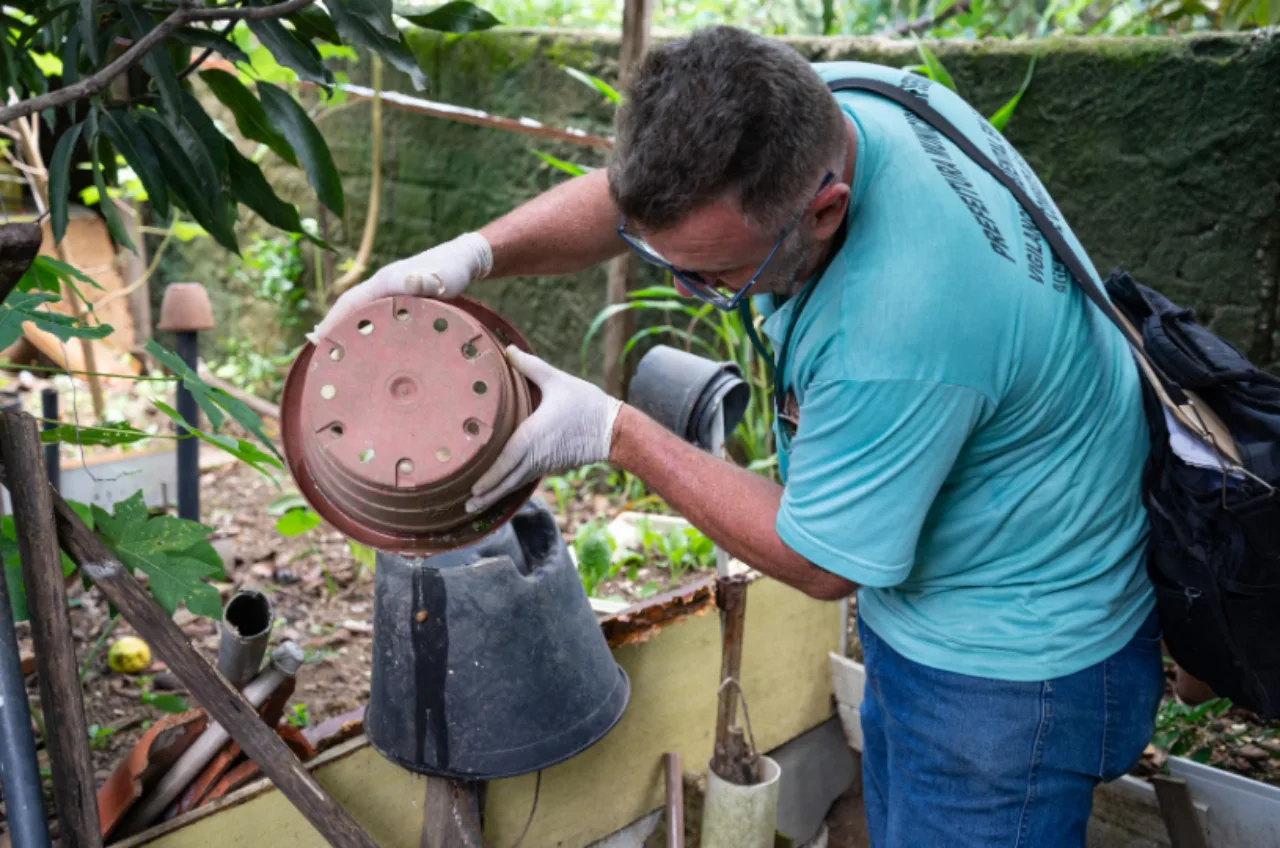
[1167,755,1280,847]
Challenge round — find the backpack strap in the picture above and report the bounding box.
[824,75,1189,408]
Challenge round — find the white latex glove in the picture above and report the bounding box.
[309,232,493,342]
[466,346,623,515]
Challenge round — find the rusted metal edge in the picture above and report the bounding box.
[601,574,722,648]
[109,737,372,848]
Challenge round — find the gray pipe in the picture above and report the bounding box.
[0,557,51,848]
[115,641,304,836]
[217,589,273,690]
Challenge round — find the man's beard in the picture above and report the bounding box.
[752,231,812,296]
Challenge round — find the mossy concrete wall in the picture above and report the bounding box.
[318,30,1280,376]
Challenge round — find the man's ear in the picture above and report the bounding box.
[810,182,850,241]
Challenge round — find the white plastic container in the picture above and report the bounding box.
[700,755,782,848]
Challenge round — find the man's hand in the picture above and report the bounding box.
[309,232,493,342]
[466,348,622,515]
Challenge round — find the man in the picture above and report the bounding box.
[314,26,1164,847]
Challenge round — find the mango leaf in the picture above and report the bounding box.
[247,18,332,86]
[563,66,621,104]
[173,27,251,67]
[99,109,170,220]
[178,91,229,176]
[91,139,136,252]
[225,141,305,234]
[118,1,183,120]
[988,54,1037,133]
[41,421,150,446]
[48,120,84,242]
[200,69,296,165]
[79,0,96,63]
[290,6,343,44]
[400,1,500,32]
[328,0,428,90]
[532,149,591,177]
[146,341,282,461]
[276,507,320,537]
[258,82,344,216]
[136,112,239,251]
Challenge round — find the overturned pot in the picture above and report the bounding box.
[281,295,541,554]
[366,499,630,779]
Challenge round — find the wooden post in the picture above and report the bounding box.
[710,575,760,786]
[421,778,482,848]
[0,412,101,848]
[0,413,380,848]
[601,0,652,399]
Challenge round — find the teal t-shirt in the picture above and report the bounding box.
[761,62,1155,682]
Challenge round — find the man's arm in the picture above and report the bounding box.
[482,170,627,278]
[313,171,624,338]
[609,405,856,600]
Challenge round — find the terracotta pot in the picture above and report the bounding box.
[281,295,540,554]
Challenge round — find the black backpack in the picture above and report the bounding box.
[829,76,1280,718]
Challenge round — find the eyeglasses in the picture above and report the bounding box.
[616,172,835,311]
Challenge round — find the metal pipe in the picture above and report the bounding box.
[42,387,59,492]
[217,589,273,690]
[115,642,304,836]
[0,552,52,848]
[664,752,684,848]
[174,330,200,522]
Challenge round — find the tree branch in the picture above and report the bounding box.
[0,0,317,125]
[884,0,972,36]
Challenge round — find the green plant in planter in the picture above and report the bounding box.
[1151,697,1232,764]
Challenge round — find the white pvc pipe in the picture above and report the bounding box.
[700,755,782,848]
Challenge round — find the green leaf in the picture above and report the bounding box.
[1190,745,1214,764]
[225,140,304,233]
[181,539,226,581]
[41,421,150,446]
[563,66,621,104]
[290,6,343,44]
[173,27,251,67]
[178,91,228,177]
[268,492,308,516]
[327,0,428,91]
[136,112,238,251]
[153,398,283,477]
[401,1,501,32]
[0,292,113,351]
[348,540,376,571]
[49,121,84,243]
[91,139,136,252]
[59,25,81,119]
[144,692,190,714]
[146,343,280,460]
[94,492,222,617]
[118,1,183,121]
[580,300,703,375]
[258,83,344,216]
[247,18,332,87]
[913,41,957,93]
[99,110,169,220]
[79,0,96,63]
[531,149,591,177]
[18,255,101,295]
[200,69,296,166]
[276,507,321,537]
[988,54,1037,133]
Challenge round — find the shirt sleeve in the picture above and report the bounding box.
[777,379,989,587]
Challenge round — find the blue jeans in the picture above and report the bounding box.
[858,609,1164,848]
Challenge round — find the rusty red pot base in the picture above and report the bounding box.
[281,296,539,555]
